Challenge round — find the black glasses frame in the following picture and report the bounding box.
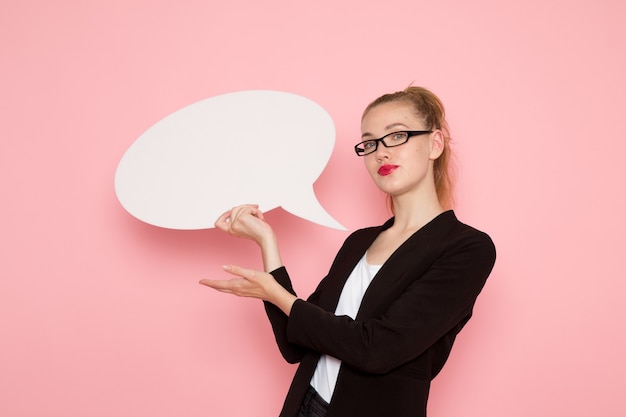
[354,130,433,156]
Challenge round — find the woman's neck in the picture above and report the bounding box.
[389,194,445,233]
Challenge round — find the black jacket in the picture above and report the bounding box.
[264,211,496,417]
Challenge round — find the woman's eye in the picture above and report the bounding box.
[391,132,407,141]
[363,141,377,149]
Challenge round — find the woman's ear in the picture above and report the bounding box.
[429,130,445,160]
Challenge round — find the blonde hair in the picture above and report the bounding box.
[362,86,456,210]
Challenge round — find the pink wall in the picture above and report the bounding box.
[2,1,625,416]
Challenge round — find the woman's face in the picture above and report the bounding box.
[360,101,443,198]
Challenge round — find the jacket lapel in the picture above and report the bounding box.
[316,220,391,312]
[356,211,457,319]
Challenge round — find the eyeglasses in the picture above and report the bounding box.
[354,130,432,156]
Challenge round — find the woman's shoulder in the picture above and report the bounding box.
[343,211,495,254]
[444,212,497,263]
[447,212,494,243]
[405,210,496,261]
[344,218,391,239]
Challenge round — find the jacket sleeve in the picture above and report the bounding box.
[263,267,323,363]
[284,230,496,374]
[262,227,373,364]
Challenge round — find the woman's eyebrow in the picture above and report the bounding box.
[361,122,411,139]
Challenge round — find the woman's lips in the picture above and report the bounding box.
[378,165,398,176]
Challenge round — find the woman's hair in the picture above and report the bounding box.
[362,86,456,211]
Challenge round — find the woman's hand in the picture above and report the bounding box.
[214,204,273,245]
[200,264,297,316]
[214,205,283,272]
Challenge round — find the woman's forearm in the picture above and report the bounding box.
[267,282,298,316]
[259,233,283,273]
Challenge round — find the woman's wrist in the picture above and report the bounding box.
[260,234,283,272]
[272,288,298,316]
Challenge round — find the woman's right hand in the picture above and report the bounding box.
[214,204,273,245]
[215,204,283,273]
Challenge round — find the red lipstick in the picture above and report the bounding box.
[378,165,398,176]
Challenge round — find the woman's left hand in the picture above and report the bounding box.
[200,264,297,315]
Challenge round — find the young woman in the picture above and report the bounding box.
[200,86,496,417]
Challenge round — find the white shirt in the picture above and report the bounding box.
[310,254,382,403]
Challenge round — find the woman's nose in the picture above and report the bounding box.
[373,142,390,160]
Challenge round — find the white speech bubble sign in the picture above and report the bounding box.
[114,90,345,230]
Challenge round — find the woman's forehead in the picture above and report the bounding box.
[361,102,424,132]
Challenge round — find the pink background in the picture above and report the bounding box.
[2,1,625,416]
